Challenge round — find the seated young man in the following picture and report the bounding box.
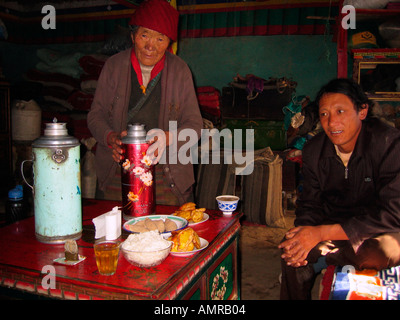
[279,78,400,300]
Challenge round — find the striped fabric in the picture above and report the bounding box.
[195,147,285,227]
[179,0,339,38]
[195,152,236,210]
[1,0,339,44]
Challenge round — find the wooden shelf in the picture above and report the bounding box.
[336,0,400,78]
[351,48,400,101]
[355,8,400,20]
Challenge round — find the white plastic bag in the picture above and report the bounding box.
[81,137,97,199]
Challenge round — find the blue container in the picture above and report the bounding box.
[5,185,25,224]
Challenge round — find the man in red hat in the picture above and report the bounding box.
[88,0,203,205]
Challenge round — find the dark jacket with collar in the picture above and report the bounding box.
[295,117,400,251]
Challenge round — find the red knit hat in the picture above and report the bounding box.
[129,0,179,42]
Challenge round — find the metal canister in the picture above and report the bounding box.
[121,123,155,220]
[25,120,82,244]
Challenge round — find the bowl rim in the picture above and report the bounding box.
[121,240,173,253]
[216,195,240,203]
[123,214,188,234]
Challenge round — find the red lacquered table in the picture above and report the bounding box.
[0,199,242,300]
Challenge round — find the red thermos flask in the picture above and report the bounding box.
[120,123,155,220]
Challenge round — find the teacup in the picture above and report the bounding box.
[216,195,240,215]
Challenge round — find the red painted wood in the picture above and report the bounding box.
[0,199,241,300]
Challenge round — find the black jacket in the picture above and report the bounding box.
[295,118,400,251]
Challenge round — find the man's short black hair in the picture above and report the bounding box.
[315,78,372,118]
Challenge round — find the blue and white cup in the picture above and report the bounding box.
[216,195,240,215]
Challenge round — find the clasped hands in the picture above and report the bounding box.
[107,129,171,164]
[278,225,322,268]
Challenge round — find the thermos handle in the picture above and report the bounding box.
[21,159,33,190]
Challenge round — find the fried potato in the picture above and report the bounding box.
[179,202,196,211]
[191,208,205,223]
[183,242,194,252]
[168,227,201,252]
[176,228,193,251]
[171,239,179,252]
[172,202,206,224]
[173,210,192,221]
[193,231,201,249]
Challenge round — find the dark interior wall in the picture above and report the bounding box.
[1,33,337,101]
[179,34,337,99]
[0,41,104,84]
[1,0,340,101]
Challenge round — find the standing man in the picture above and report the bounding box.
[279,78,400,299]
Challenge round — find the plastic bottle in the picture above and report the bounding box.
[5,185,25,224]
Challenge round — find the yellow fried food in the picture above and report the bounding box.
[193,231,201,249]
[172,202,206,223]
[173,210,192,221]
[178,228,194,251]
[191,208,205,223]
[179,202,196,211]
[168,227,201,252]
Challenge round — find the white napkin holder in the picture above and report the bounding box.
[92,206,121,240]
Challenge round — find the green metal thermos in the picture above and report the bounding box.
[22,120,82,244]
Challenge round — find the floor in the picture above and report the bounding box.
[239,212,323,300]
[239,213,295,300]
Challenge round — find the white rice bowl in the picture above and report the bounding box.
[121,231,172,268]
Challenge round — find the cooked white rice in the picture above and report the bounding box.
[122,230,170,252]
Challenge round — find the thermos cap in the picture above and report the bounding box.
[8,185,23,200]
[121,123,147,144]
[44,122,68,136]
[32,119,79,147]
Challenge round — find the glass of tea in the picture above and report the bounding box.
[94,240,121,276]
